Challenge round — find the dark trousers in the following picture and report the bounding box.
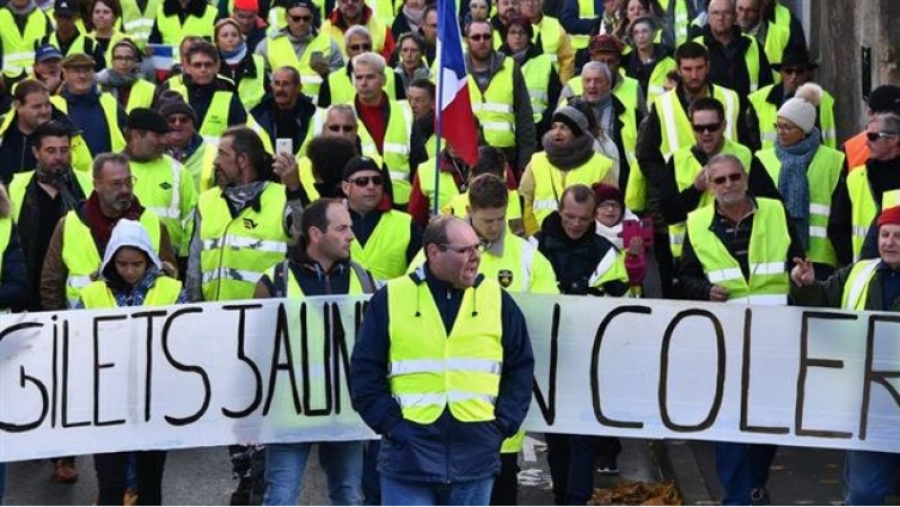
[653,232,677,298]
[93,451,167,505]
[714,443,777,505]
[546,434,621,505]
[489,453,519,505]
[362,440,381,505]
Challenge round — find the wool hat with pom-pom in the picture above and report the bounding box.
[777,83,822,134]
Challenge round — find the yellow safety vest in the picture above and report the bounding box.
[840,259,880,311]
[468,56,517,148]
[185,141,218,193]
[444,189,523,224]
[644,55,678,106]
[154,3,217,46]
[61,209,162,307]
[530,151,613,227]
[387,274,504,424]
[50,92,127,154]
[370,0,399,26]
[521,54,553,123]
[265,260,367,297]
[659,0,691,47]
[120,0,162,48]
[416,158,463,214]
[757,146,843,267]
[0,110,93,173]
[129,155,194,252]
[237,54,267,111]
[9,170,93,223]
[760,22,790,82]
[198,182,289,301]
[266,31,334,104]
[686,197,791,305]
[125,79,157,113]
[327,66,399,106]
[0,217,11,282]
[297,156,319,201]
[80,275,182,308]
[668,140,752,258]
[532,16,565,74]
[323,15,387,58]
[48,31,93,58]
[0,8,50,75]
[655,85,740,161]
[845,166,900,262]
[693,34,763,93]
[357,100,414,205]
[349,210,412,280]
[296,107,382,161]
[569,0,594,50]
[748,85,838,150]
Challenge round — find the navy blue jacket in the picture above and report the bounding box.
[0,223,29,312]
[350,265,534,483]
[560,0,605,37]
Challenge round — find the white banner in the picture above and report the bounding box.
[1,295,899,462]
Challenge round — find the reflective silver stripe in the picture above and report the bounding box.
[809,226,828,238]
[392,391,497,409]
[809,203,831,217]
[301,75,323,85]
[845,260,880,310]
[148,206,180,219]
[482,121,513,132]
[389,358,502,377]
[708,267,742,284]
[750,262,785,276]
[726,294,787,306]
[721,91,737,140]
[548,54,558,63]
[7,51,35,62]
[202,268,264,284]
[202,135,221,146]
[520,242,534,291]
[588,248,619,286]
[823,128,837,141]
[852,225,869,239]
[68,275,93,290]
[528,90,549,103]
[648,84,666,97]
[480,103,513,114]
[202,236,287,253]
[532,199,558,210]
[660,93,680,160]
[124,18,154,29]
[383,142,410,155]
[761,132,777,143]
[388,170,409,182]
[668,230,684,245]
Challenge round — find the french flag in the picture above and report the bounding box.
[436,0,479,166]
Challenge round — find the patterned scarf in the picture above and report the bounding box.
[775,128,820,250]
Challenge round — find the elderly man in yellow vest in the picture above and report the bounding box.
[320,25,403,107]
[0,0,52,76]
[350,215,535,505]
[519,0,575,82]
[678,153,804,505]
[351,52,427,207]
[465,19,536,173]
[322,0,395,61]
[41,152,177,312]
[160,98,219,192]
[125,108,198,258]
[254,0,344,105]
[734,0,793,75]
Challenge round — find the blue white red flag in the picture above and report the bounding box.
[436,0,479,165]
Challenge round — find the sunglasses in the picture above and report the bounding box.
[692,122,721,134]
[348,43,372,51]
[469,34,492,41]
[327,124,355,132]
[348,175,384,187]
[781,67,806,75]
[289,14,313,22]
[867,131,898,142]
[711,173,743,185]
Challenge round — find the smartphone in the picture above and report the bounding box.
[310,51,325,67]
[276,138,293,156]
[622,218,654,249]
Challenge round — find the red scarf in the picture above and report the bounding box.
[84,192,146,252]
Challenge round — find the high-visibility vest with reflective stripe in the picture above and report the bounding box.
[120,0,162,48]
[349,210,412,280]
[48,31,91,58]
[9,170,93,222]
[236,54,267,111]
[185,141,218,193]
[841,259,880,311]
[370,0,399,26]
[297,156,319,201]
[530,151,614,227]
[656,85,739,161]
[532,16,565,73]
[757,145,844,267]
[266,31,334,103]
[846,166,900,262]
[327,66,399,105]
[387,274,504,424]
[468,57,517,148]
[749,85,837,150]
[80,275,182,308]
[644,55,678,107]
[417,158,461,213]
[668,140,752,259]
[323,16,387,58]
[265,260,366,297]
[154,3,217,46]
[50,93,127,154]
[296,108,382,161]
[686,197,791,305]
[61,209,161,307]
[129,155,192,252]
[198,183,289,301]
[0,8,49,75]
[771,2,792,31]
[760,22,790,82]
[444,189,523,224]
[125,79,157,113]
[521,54,553,123]
[693,34,762,92]
[614,75,641,170]
[0,217,11,283]
[163,81,233,146]
[357,100,414,204]
[659,0,690,47]
[569,0,594,49]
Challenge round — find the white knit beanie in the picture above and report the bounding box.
[777,83,823,134]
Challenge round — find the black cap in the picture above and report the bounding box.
[127,108,170,134]
[867,85,900,115]
[54,0,79,16]
[284,0,317,10]
[343,156,381,180]
[158,100,197,125]
[775,46,817,71]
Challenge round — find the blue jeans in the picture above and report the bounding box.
[843,450,899,505]
[714,443,777,505]
[263,441,364,505]
[0,462,6,504]
[361,440,381,505]
[381,476,494,506]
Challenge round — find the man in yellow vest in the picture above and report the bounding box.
[519,0,575,82]
[0,0,52,76]
[659,97,777,261]
[465,19,536,173]
[831,113,900,266]
[250,66,318,158]
[32,43,65,94]
[255,198,376,506]
[254,0,344,105]
[678,154,804,505]
[120,0,163,50]
[790,205,900,507]
[558,0,603,50]
[0,79,55,182]
[320,25,403,107]
[735,0,792,73]
[760,0,806,54]
[44,0,106,67]
[564,34,647,119]
[342,156,420,281]
[55,53,127,157]
[147,0,217,47]
[350,214,535,505]
[322,0,396,61]
[97,39,158,113]
[159,98,218,193]
[407,78,436,158]
[352,51,426,206]
[125,108,197,258]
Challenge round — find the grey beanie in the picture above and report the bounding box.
[551,106,589,137]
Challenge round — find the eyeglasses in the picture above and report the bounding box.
[711,173,743,185]
[439,243,484,256]
[867,131,898,142]
[190,60,216,69]
[327,124,355,132]
[468,34,492,41]
[597,200,622,210]
[348,175,384,187]
[692,122,721,133]
[107,176,137,189]
[348,43,372,51]
[289,14,313,22]
[775,122,799,132]
[167,115,193,125]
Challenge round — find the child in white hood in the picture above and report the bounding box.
[592,183,648,292]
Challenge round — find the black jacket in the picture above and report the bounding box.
[694,25,773,98]
[156,74,248,128]
[149,0,216,44]
[250,95,317,155]
[0,220,28,312]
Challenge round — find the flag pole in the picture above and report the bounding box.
[432,0,446,219]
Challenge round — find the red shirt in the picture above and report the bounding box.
[357,93,389,154]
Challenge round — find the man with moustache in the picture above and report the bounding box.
[250,66,318,156]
